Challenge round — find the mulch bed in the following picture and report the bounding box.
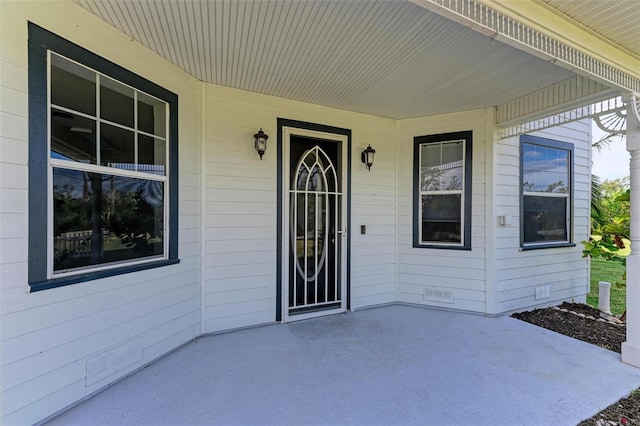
[512,302,639,425]
[512,302,625,354]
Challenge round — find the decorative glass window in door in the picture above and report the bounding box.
[289,146,341,312]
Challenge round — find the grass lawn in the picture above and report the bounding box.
[588,256,626,315]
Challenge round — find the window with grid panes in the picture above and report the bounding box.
[28,24,178,291]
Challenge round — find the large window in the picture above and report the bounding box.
[413,131,472,250]
[520,135,573,249]
[28,24,179,291]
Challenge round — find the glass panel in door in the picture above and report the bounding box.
[288,139,342,316]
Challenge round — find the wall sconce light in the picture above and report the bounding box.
[254,128,269,160]
[361,144,376,171]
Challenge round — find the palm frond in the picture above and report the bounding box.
[591,174,603,220]
[592,133,623,152]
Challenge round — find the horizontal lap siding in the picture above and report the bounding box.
[0,2,202,424]
[494,121,591,313]
[203,85,397,331]
[396,110,488,313]
[350,132,397,308]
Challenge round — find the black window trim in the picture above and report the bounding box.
[28,23,179,292]
[519,134,575,250]
[413,130,472,250]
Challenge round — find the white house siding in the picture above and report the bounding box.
[0,1,597,423]
[0,2,202,424]
[396,110,488,313]
[202,84,397,333]
[494,121,591,313]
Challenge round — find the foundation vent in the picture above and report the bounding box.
[86,337,143,386]
[535,285,551,300]
[424,287,454,304]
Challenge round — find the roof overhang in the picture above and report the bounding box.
[411,0,640,135]
[445,0,640,93]
[72,0,639,130]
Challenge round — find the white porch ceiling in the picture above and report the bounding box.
[74,0,593,119]
[537,0,640,60]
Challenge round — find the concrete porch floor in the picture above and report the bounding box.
[45,304,640,426]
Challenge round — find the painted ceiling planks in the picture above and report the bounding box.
[73,0,586,119]
[538,0,640,59]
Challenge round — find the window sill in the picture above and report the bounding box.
[413,243,471,251]
[29,258,180,292]
[520,243,576,251]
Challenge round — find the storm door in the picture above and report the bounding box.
[282,127,347,322]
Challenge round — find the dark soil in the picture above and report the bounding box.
[512,302,638,425]
[512,302,625,353]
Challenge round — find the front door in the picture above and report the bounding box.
[281,126,348,322]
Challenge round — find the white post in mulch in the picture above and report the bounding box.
[622,93,640,368]
[598,281,612,315]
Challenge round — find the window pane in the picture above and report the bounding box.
[420,144,440,191]
[100,123,135,170]
[308,164,325,192]
[442,141,463,190]
[523,144,569,193]
[295,165,310,191]
[138,135,166,175]
[51,54,96,116]
[138,92,166,138]
[442,140,463,164]
[421,194,461,243]
[420,141,463,191]
[53,168,164,272]
[420,165,440,191]
[101,76,134,128]
[523,196,568,243]
[442,161,462,193]
[51,108,97,163]
[420,144,441,168]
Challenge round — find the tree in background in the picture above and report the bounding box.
[583,175,629,319]
[589,177,630,250]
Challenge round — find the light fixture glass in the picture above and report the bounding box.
[361,144,376,171]
[254,128,268,160]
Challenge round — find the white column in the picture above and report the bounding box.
[622,94,640,368]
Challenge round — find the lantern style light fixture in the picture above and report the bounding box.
[254,128,269,160]
[361,144,376,171]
